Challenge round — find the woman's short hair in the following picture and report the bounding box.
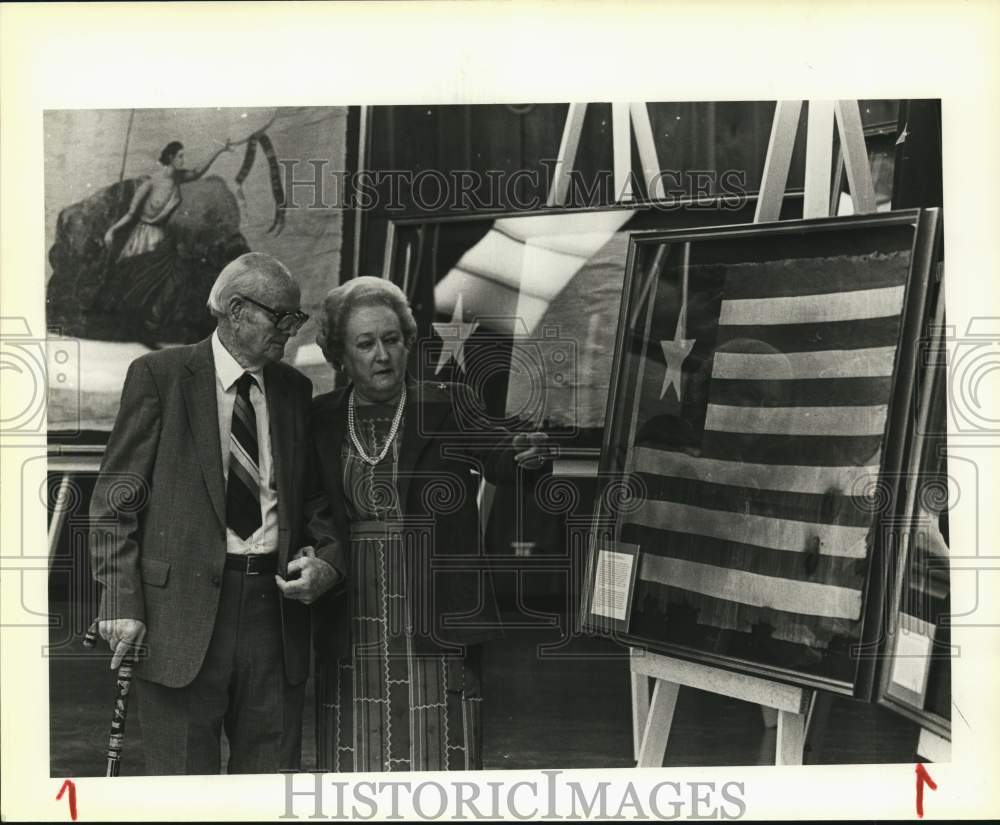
[317,276,417,366]
[159,141,184,165]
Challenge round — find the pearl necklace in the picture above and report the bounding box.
[347,384,407,466]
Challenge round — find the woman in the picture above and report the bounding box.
[95,139,231,341]
[310,276,549,772]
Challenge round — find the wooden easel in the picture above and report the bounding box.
[547,102,666,205]
[631,650,817,765]
[547,99,877,215]
[550,100,877,766]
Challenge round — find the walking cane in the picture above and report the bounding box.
[83,619,139,777]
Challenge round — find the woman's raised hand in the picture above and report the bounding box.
[513,431,554,469]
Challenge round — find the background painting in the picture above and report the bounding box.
[44,106,348,433]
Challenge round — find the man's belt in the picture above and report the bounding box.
[224,553,278,576]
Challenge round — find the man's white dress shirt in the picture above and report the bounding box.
[212,331,279,555]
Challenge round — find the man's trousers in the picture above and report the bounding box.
[134,567,305,775]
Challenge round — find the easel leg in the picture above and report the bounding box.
[760,706,779,729]
[776,709,808,765]
[834,100,877,213]
[803,691,834,764]
[630,672,651,761]
[629,102,664,199]
[636,679,680,768]
[611,102,633,202]
[804,100,835,218]
[754,100,803,222]
[546,103,588,207]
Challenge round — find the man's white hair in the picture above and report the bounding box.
[207,252,295,318]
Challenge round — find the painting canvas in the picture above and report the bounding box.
[44,106,348,435]
[583,209,942,696]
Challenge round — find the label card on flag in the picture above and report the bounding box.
[887,615,935,709]
[587,539,640,633]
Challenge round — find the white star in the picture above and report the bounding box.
[659,321,695,404]
[432,293,479,375]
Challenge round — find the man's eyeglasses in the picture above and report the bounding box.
[239,295,309,334]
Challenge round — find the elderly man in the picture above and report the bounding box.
[90,252,342,775]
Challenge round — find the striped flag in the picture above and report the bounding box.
[622,245,912,650]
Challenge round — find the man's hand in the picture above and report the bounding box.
[513,431,554,469]
[276,546,340,605]
[98,619,146,670]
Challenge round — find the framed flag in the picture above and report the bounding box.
[878,279,951,737]
[582,208,943,697]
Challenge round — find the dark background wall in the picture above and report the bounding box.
[344,99,914,283]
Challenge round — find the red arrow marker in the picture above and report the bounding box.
[56,779,78,821]
[915,762,937,818]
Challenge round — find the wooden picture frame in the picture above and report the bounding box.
[582,208,942,699]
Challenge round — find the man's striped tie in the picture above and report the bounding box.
[226,372,262,539]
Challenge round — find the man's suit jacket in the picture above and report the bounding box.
[89,336,343,688]
[310,378,530,663]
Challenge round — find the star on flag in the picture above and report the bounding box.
[432,293,479,375]
[659,316,695,404]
